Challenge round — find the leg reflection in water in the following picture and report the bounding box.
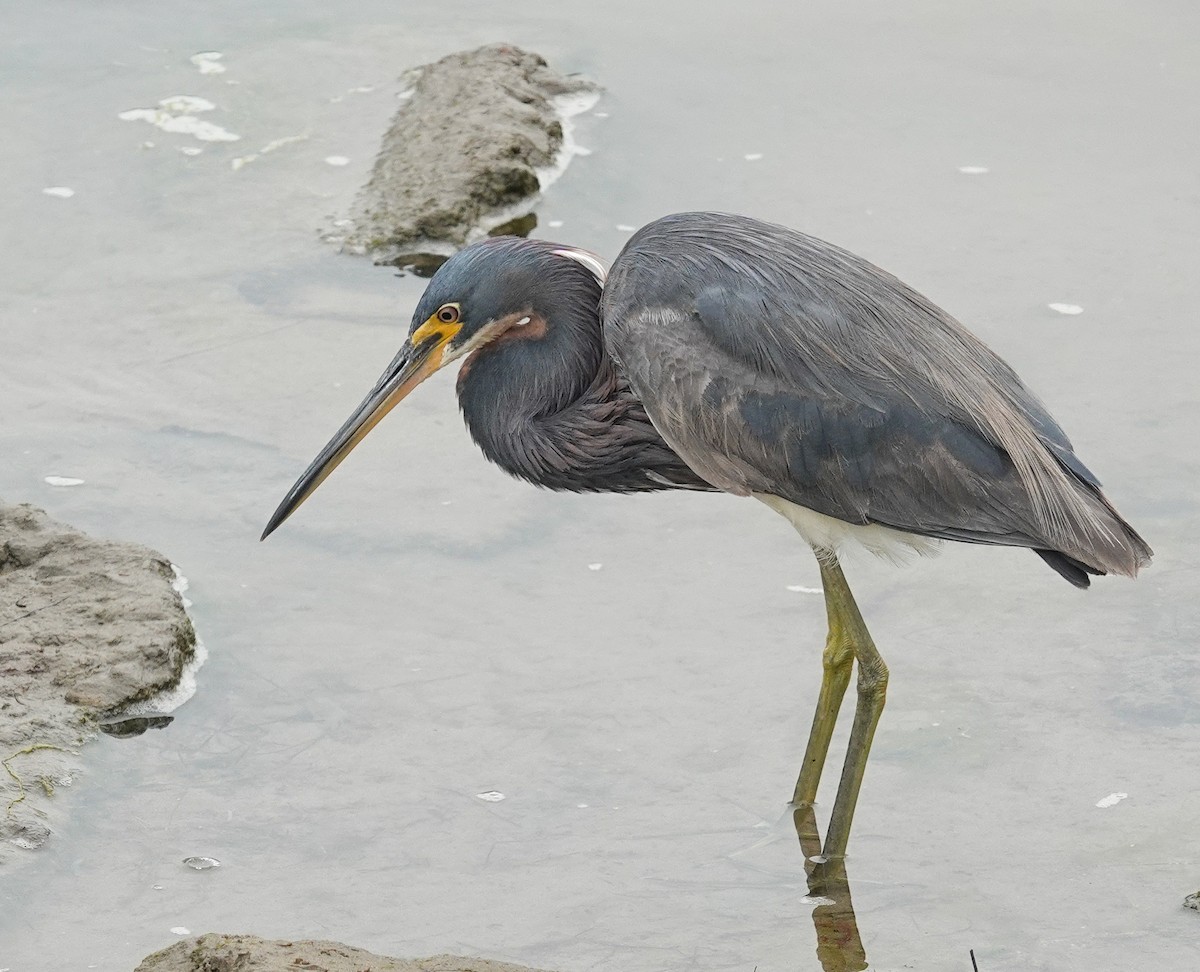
[794,805,869,972]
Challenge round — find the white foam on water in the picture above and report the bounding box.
[120,107,239,142]
[42,186,75,198]
[744,153,764,161]
[1096,792,1128,808]
[170,927,190,936]
[179,147,203,156]
[587,563,603,571]
[786,585,823,594]
[157,95,215,113]
[117,567,208,718]
[324,155,350,166]
[476,790,506,802]
[534,89,601,193]
[615,224,635,232]
[1048,302,1084,315]
[44,475,84,486]
[119,96,238,142]
[958,165,990,174]
[190,52,226,75]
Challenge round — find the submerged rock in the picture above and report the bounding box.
[0,501,196,862]
[136,935,555,972]
[330,43,599,275]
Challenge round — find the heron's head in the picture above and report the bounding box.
[261,236,606,539]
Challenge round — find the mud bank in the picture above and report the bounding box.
[331,43,598,274]
[0,501,196,863]
[136,935,554,972]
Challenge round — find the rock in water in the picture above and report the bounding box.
[136,935,556,972]
[333,43,599,275]
[0,501,196,861]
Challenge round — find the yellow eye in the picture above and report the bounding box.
[436,304,460,324]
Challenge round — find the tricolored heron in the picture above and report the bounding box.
[263,212,1151,857]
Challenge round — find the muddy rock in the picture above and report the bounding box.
[0,501,196,861]
[331,43,599,274]
[135,935,555,972]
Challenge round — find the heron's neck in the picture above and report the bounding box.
[455,295,709,494]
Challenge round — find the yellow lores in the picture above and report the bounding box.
[410,304,463,350]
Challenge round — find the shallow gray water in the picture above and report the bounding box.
[2,1,1198,970]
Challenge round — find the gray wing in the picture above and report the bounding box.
[601,212,1150,575]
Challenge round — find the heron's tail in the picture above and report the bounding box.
[1040,484,1152,588]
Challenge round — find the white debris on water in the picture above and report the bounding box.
[182,856,221,870]
[476,790,506,802]
[1048,302,1084,315]
[587,563,603,571]
[44,476,84,487]
[119,96,240,142]
[230,133,308,170]
[958,165,990,174]
[1096,792,1128,808]
[190,52,226,75]
[180,146,203,156]
[744,152,764,161]
[258,134,308,154]
[324,155,350,166]
[42,186,75,198]
[615,224,635,232]
[801,894,835,906]
[170,927,190,936]
[547,219,564,228]
[786,584,822,594]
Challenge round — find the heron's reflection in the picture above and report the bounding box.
[793,805,868,971]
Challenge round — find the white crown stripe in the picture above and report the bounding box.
[552,247,608,284]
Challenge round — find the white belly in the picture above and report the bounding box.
[754,493,940,564]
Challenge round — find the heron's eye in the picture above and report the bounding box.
[436,304,460,324]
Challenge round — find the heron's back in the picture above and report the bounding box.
[601,212,1151,584]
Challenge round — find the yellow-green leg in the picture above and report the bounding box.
[792,554,889,859]
[792,559,855,808]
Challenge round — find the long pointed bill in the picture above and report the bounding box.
[261,318,459,540]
